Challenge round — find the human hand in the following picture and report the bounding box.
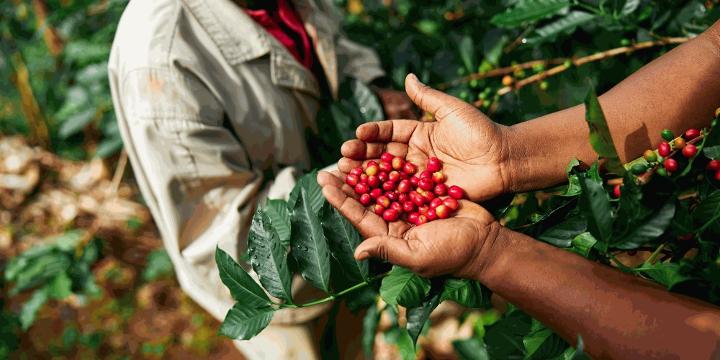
[374,88,418,120]
[341,74,513,202]
[317,171,502,279]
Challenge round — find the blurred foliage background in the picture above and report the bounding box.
[1,0,719,358]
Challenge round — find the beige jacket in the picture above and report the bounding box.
[108,0,384,358]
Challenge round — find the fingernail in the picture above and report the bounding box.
[355,251,369,260]
[407,73,419,83]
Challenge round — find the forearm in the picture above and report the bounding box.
[474,228,720,359]
[505,21,720,192]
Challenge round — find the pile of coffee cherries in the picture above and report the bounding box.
[345,153,466,225]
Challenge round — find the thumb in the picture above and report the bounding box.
[405,73,468,119]
[354,235,419,268]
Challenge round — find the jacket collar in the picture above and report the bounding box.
[183,0,339,99]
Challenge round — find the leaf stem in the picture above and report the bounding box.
[280,273,388,309]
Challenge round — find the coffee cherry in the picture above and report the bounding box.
[407,212,420,225]
[388,171,402,182]
[378,171,388,182]
[643,150,657,162]
[355,183,369,194]
[435,204,450,219]
[403,162,417,176]
[382,180,395,191]
[368,175,380,188]
[656,167,668,177]
[392,157,405,170]
[432,171,446,184]
[664,158,679,172]
[387,192,398,201]
[429,197,443,209]
[370,188,383,199]
[381,152,394,163]
[377,195,390,208]
[427,157,442,172]
[410,176,419,187]
[418,205,429,215]
[434,183,448,196]
[410,191,425,206]
[360,174,368,184]
[707,160,720,171]
[630,163,647,175]
[422,190,436,202]
[403,201,416,213]
[398,193,409,203]
[682,144,697,158]
[684,128,701,140]
[379,161,393,173]
[350,167,363,177]
[443,197,459,211]
[419,170,432,179]
[448,185,465,199]
[359,193,372,206]
[397,179,411,193]
[346,174,359,186]
[382,209,399,222]
[673,138,686,149]
[612,184,621,199]
[661,129,675,141]
[416,214,428,225]
[658,142,671,157]
[390,201,403,214]
[502,75,514,87]
[418,177,434,191]
[426,208,437,221]
[365,161,379,176]
[373,204,385,215]
[715,170,720,181]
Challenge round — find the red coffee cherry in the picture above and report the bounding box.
[419,170,432,179]
[429,197,443,209]
[410,191,425,206]
[684,128,701,140]
[432,171,446,184]
[715,170,720,181]
[416,214,428,225]
[443,197,459,211]
[435,204,450,219]
[664,158,679,172]
[418,177,434,191]
[392,156,405,170]
[403,201,416,213]
[373,204,385,216]
[370,188,383,199]
[390,201,403,214]
[345,174,359,187]
[397,179,411,193]
[359,193,372,206]
[379,161,393,173]
[427,157,442,172]
[448,185,465,199]
[376,195,390,208]
[682,144,697,158]
[658,142,671,157]
[407,212,420,225]
[388,171,402,182]
[434,183,448,196]
[426,208,437,221]
[355,183,369,194]
[382,180,395,191]
[383,209,399,222]
[368,175,380,188]
[418,205,429,215]
[381,152,394,163]
[410,176,420,187]
[422,190,436,202]
[350,167,363,177]
[612,184,621,199]
[378,171,388,182]
[707,159,720,171]
[403,162,417,175]
[398,193,409,203]
[386,191,398,201]
[360,174,368,183]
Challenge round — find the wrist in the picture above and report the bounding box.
[467,224,522,287]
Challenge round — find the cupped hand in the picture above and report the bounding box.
[339,74,513,202]
[317,171,501,279]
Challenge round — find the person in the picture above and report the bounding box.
[318,20,720,359]
[108,0,413,358]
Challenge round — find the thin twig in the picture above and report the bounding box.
[439,58,565,89]
[109,150,128,196]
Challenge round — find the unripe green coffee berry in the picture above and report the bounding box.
[539,81,549,90]
[630,163,647,174]
[470,79,479,88]
[661,129,675,141]
[656,167,668,176]
[643,149,657,162]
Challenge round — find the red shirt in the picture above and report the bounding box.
[244,0,314,71]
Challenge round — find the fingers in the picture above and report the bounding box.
[354,235,420,269]
[317,171,355,197]
[404,73,468,119]
[340,139,409,160]
[319,175,388,238]
[355,120,419,143]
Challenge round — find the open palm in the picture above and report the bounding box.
[317,171,498,279]
[338,74,512,202]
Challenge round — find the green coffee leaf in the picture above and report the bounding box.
[47,272,72,300]
[142,249,174,282]
[614,200,675,249]
[292,188,332,293]
[320,202,368,283]
[522,320,568,360]
[349,79,383,122]
[570,232,598,257]
[384,327,416,360]
[362,305,381,358]
[491,0,570,27]
[288,171,323,212]
[219,304,274,340]
[693,190,720,233]
[247,210,294,302]
[538,217,587,248]
[484,309,532,359]
[215,248,272,308]
[406,293,440,345]
[440,279,490,308]
[636,261,691,289]
[702,145,720,159]
[584,87,625,175]
[459,35,477,73]
[454,338,490,360]
[528,12,596,44]
[380,266,431,307]
[576,171,613,244]
[264,199,292,248]
[19,288,48,330]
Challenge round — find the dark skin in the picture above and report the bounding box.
[319,20,720,360]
